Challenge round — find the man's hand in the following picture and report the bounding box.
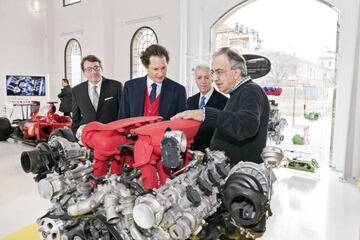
[171,109,204,121]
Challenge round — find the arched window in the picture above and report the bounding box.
[64,39,82,87]
[130,27,158,79]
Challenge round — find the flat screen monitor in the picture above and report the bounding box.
[6,75,46,96]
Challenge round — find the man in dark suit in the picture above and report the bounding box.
[72,55,122,135]
[118,44,187,120]
[57,78,72,116]
[187,64,228,152]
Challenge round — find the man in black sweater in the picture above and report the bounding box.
[172,47,269,165]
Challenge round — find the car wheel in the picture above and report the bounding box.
[0,117,12,141]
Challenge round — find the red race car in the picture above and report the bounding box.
[0,101,71,145]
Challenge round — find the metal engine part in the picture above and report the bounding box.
[268,100,287,144]
[132,150,229,240]
[38,217,64,240]
[161,130,187,169]
[38,161,93,200]
[32,136,280,240]
[261,146,284,168]
[222,161,277,238]
[20,136,91,182]
[47,136,84,160]
[226,161,275,200]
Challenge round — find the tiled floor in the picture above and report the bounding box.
[0,138,359,239]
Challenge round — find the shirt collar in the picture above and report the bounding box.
[88,77,102,89]
[146,76,163,89]
[229,76,251,94]
[200,87,214,100]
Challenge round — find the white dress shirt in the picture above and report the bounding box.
[199,87,214,107]
[147,76,162,98]
[88,78,102,100]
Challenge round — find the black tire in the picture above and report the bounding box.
[48,128,76,142]
[0,117,12,141]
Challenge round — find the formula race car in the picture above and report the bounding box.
[0,101,72,145]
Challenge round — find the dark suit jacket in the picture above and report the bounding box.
[187,89,228,152]
[118,76,187,120]
[71,77,122,134]
[57,85,72,113]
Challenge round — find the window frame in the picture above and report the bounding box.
[130,26,158,79]
[64,38,82,87]
[63,0,81,7]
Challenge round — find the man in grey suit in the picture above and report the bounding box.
[71,55,122,135]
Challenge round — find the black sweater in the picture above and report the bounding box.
[204,80,269,164]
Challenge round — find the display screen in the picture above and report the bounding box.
[6,75,46,96]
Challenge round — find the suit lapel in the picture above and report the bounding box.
[159,78,171,117]
[135,77,147,116]
[206,89,219,107]
[97,78,108,112]
[191,93,200,109]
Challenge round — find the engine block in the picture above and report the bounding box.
[20,117,283,240]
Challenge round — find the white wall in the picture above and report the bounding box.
[1,0,182,118]
[185,0,360,178]
[45,0,182,104]
[335,0,360,179]
[46,0,106,105]
[0,0,48,117]
[113,0,181,84]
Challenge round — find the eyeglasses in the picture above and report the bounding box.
[210,69,233,79]
[84,65,101,73]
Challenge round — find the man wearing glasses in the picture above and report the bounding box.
[172,47,269,165]
[71,55,122,135]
